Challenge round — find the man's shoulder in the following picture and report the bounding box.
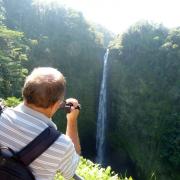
[46,133,77,160]
[1,104,24,120]
[56,134,74,148]
[0,107,16,122]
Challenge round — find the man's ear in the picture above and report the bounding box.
[50,100,61,117]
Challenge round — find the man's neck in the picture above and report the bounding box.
[24,102,52,118]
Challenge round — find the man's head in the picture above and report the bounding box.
[22,67,66,109]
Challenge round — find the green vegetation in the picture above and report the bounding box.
[4,96,21,107]
[0,25,28,97]
[54,158,132,180]
[108,22,180,180]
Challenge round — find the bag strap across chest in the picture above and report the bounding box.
[15,126,61,166]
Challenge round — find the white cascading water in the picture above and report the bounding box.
[96,49,109,164]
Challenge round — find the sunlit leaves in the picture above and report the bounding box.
[54,157,132,180]
[0,25,29,97]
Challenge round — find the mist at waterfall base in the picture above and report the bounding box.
[93,49,137,179]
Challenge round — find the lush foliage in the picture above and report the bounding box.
[108,22,180,180]
[54,157,133,180]
[4,96,21,107]
[0,25,28,97]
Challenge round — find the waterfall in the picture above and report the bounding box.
[96,49,109,164]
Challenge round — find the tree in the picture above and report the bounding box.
[0,25,29,97]
[108,22,180,180]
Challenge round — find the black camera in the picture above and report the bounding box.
[60,101,81,113]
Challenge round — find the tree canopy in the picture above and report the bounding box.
[108,22,180,180]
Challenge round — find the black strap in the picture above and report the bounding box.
[0,104,5,115]
[15,126,61,166]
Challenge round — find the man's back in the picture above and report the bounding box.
[0,103,79,180]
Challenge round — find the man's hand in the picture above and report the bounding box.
[65,98,81,154]
[65,98,80,120]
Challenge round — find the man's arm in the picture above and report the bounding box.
[65,98,81,155]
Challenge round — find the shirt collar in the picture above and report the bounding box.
[15,103,57,129]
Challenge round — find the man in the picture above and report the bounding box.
[0,67,81,180]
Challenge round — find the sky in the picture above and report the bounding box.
[35,0,180,34]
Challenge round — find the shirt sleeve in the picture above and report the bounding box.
[58,141,80,180]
